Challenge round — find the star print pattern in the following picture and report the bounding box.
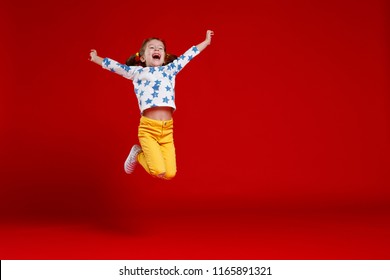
[101,46,199,113]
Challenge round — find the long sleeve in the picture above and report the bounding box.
[166,46,200,75]
[101,58,141,80]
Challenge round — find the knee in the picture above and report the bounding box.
[163,170,176,180]
[155,172,165,179]
[156,171,176,180]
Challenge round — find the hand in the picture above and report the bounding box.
[205,30,214,45]
[90,49,97,62]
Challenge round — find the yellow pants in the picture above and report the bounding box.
[137,116,177,179]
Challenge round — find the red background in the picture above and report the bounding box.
[1,0,389,259]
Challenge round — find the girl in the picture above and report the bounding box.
[89,30,214,179]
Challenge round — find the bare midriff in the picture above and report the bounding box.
[142,106,173,121]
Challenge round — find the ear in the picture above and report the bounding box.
[140,56,146,62]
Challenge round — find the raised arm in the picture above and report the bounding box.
[89,49,103,65]
[196,30,214,52]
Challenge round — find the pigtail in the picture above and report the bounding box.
[126,52,144,67]
[164,53,178,65]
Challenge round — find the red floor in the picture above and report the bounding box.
[1,204,389,260]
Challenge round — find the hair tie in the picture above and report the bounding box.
[135,52,140,62]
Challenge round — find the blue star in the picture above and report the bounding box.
[103,58,111,67]
[158,66,164,71]
[192,46,198,53]
[146,98,153,104]
[149,67,156,74]
[137,80,142,86]
[155,80,161,85]
[118,64,130,71]
[152,91,159,98]
[137,68,144,74]
[151,104,157,107]
[152,84,160,91]
[188,55,193,61]
[139,90,144,96]
[177,65,182,71]
[168,75,173,80]
[144,81,151,87]
[165,85,171,91]
[171,95,174,101]
[109,68,116,72]
[179,55,185,60]
[163,97,169,103]
[162,72,168,77]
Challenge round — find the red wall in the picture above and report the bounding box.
[1,0,389,258]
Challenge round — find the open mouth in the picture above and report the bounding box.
[152,53,161,59]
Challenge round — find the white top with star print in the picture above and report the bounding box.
[102,46,200,113]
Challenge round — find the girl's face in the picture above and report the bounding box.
[141,39,166,67]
